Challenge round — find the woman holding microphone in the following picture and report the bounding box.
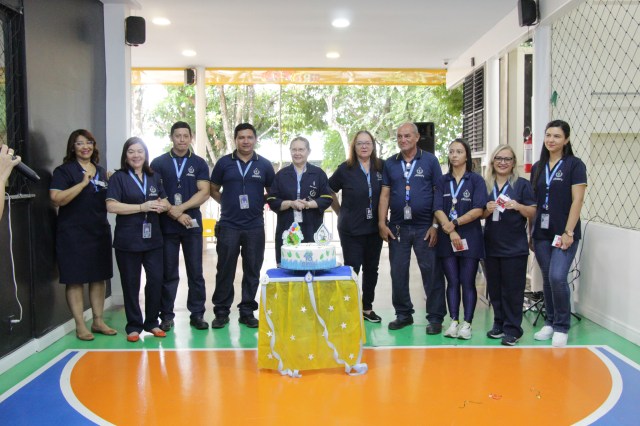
[483,144,536,346]
[106,137,170,342]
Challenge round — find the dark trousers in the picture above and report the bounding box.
[485,255,528,338]
[160,232,206,321]
[338,231,383,311]
[442,256,480,323]
[212,225,264,318]
[388,224,446,323]
[115,247,163,334]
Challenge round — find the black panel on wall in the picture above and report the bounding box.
[22,0,107,338]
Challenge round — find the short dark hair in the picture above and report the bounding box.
[447,138,473,173]
[234,123,257,140]
[171,121,192,136]
[64,129,100,164]
[119,137,153,175]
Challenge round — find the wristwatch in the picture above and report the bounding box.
[564,229,574,237]
[452,219,459,228]
[432,223,440,229]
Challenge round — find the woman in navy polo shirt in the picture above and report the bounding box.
[530,120,587,347]
[106,137,170,342]
[329,130,384,323]
[434,138,487,340]
[267,136,333,265]
[50,129,115,341]
[483,144,536,346]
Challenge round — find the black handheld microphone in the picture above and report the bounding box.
[12,156,41,182]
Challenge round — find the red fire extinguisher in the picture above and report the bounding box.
[523,127,532,173]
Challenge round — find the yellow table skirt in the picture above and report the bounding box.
[258,267,366,375]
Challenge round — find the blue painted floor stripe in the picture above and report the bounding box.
[592,347,640,425]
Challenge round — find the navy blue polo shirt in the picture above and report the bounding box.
[210,150,275,230]
[106,170,166,252]
[329,160,383,236]
[531,155,587,241]
[434,171,487,258]
[266,163,333,243]
[382,149,442,228]
[150,150,209,235]
[484,177,536,257]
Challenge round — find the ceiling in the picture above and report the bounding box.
[130,0,518,70]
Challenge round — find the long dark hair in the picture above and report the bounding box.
[531,120,574,194]
[447,138,473,174]
[346,130,383,172]
[119,137,154,175]
[63,129,100,164]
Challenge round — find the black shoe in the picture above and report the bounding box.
[159,319,174,332]
[388,317,414,330]
[211,316,230,329]
[486,327,505,339]
[190,317,209,330]
[426,323,442,335]
[501,335,520,346]
[363,311,382,323]
[239,315,259,328]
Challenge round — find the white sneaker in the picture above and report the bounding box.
[444,320,459,338]
[552,332,568,347]
[534,325,554,341]
[458,321,472,340]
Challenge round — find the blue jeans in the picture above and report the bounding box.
[213,225,265,318]
[388,224,446,323]
[533,239,579,333]
[338,231,383,311]
[161,232,206,321]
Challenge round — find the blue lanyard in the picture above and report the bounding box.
[128,170,147,198]
[543,160,563,209]
[172,156,188,183]
[449,178,466,203]
[295,165,307,199]
[236,160,253,194]
[90,171,100,192]
[402,160,417,204]
[359,162,373,208]
[492,182,509,200]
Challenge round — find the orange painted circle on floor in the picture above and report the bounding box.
[70,348,611,425]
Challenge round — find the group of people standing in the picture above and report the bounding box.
[45,118,585,348]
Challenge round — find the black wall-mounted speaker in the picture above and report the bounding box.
[125,16,146,46]
[415,122,435,154]
[518,0,539,27]
[185,69,196,86]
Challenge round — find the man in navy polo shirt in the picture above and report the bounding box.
[151,121,211,331]
[209,123,275,328]
[378,122,446,333]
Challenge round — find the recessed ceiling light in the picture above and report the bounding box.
[182,50,197,57]
[326,51,340,59]
[152,17,171,26]
[332,18,350,28]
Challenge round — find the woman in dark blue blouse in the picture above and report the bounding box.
[50,129,115,341]
[106,137,170,342]
[483,144,536,346]
[530,120,587,347]
[329,130,384,323]
[434,138,487,340]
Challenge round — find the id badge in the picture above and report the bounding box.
[403,205,412,220]
[142,222,152,239]
[239,194,249,210]
[294,209,303,223]
[541,213,550,229]
[366,208,373,220]
[492,209,500,222]
[174,193,182,206]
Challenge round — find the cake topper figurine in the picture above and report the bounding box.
[282,222,304,246]
[314,223,331,245]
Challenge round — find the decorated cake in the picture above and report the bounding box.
[280,222,336,271]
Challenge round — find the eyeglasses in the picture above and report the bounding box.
[494,156,514,163]
[75,141,95,147]
[356,142,372,147]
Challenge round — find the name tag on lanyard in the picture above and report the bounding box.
[129,171,152,239]
[237,160,253,210]
[449,178,465,220]
[492,183,510,222]
[402,160,417,220]
[294,166,306,222]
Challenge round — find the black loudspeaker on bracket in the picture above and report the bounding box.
[125,16,146,46]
